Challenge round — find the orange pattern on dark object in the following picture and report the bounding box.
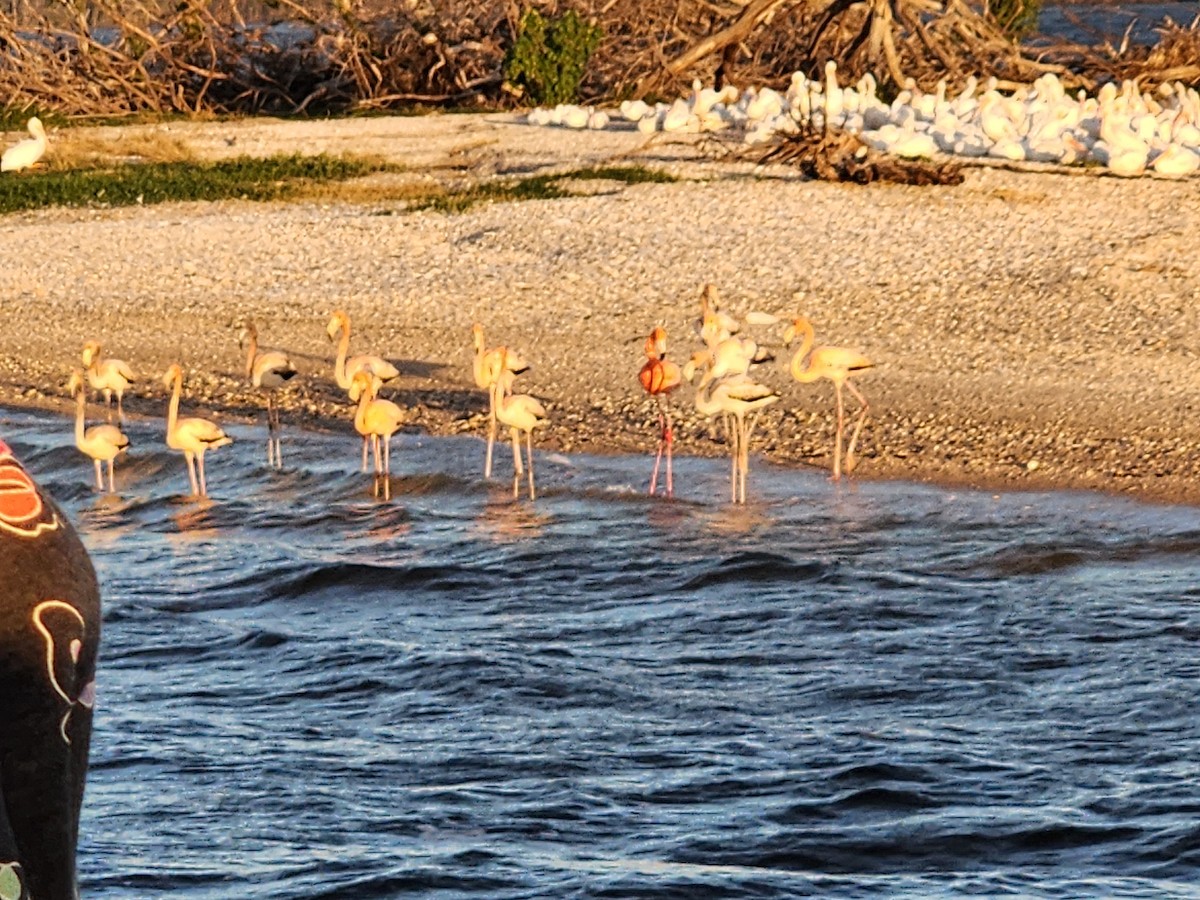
[0,442,58,538]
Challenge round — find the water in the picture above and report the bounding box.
[7,404,1200,898]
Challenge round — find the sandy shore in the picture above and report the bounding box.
[3,112,1200,505]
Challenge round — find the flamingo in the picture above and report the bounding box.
[349,370,406,500]
[162,363,232,497]
[694,374,779,504]
[238,320,298,469]
[494,354,548,500]
[785,316,873,479]
[1,116,47,173]
[326,310,399,393]
[81,341,135,423]
[638,326,682,497]
[67,370,129,492]
[471,323,530,479]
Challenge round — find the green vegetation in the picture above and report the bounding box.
[989,0,1041,39]
[407,165,679,214]
[502,9,604,107]
[0,153,676,216]
[0,154,385,214]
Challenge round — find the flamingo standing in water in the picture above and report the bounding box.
[239,320,298,469]
[694,374,779,504]
[81,341,135,423]
[494,352,548,500]
[785,315,872,479]
[162,363,232,497]
[638,326,682,497]
[67,370,129,492]
[349,370,406,500]
[471,323,529,479]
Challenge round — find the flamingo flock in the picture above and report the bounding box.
[63,288,869,505]
[525,66,1200,178]
[649,285,871,504]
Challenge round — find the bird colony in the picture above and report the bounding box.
[525,64,1200,178]
[65,290,868,505]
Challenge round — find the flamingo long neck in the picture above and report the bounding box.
[354,382,375,434]
[74,391,87,445]
[335,325,351,388]
[167,373,181,435]
[789,320,821,384]
[243,333,258,378]
[693,379,722,419]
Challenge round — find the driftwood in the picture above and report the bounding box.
[0,1,1195,118]
[749,123,965,184]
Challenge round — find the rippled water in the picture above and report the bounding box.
[6,404,1200,898]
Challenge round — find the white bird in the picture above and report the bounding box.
[67,370,129,492]
[1,117,47,173]
[81,341,135,423]
[620,99,652,122]
[471,323,530,479]
[239,320,298,469]
[785,316,872,480]
[1151,143,1200,178]
[326,309,399,393]
[494,360,549,500]
[162,363,232,497]
[694,374,779,504]
[349,370,406,500]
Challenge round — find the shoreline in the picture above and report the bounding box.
[3,113,1200,507]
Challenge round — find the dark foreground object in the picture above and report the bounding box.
[0,438,99,900]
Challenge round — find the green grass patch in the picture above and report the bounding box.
[0,153,388,214]
[407,164,678,213]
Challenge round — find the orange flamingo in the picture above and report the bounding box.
[471,323,529,479]
[349,370,406,500]
[638,326,682,497]
[494,352,548,500]
[785,316,872,479]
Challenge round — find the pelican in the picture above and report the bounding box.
[81,341,135,423]
[471,323,529,479]
[494,355,548,500]
[349,370,406,500]
[1,117,47,173]
[638,326,682,497]
[326,310,399,393]
[785,316,872,479]
[67,370,129,492]
[239,320,298,469]
[162,363,232,497]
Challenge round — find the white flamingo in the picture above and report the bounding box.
[494,356,548,500]
[67,370,129,492]
[162,363,232,497]
[349,370,406,500]
[81,341,135,423]
[785,316,873,480]
[471,323,530,479]
[239,320,298,469]
[326,309,399,393]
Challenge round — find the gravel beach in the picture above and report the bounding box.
[3,112,1199,504]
